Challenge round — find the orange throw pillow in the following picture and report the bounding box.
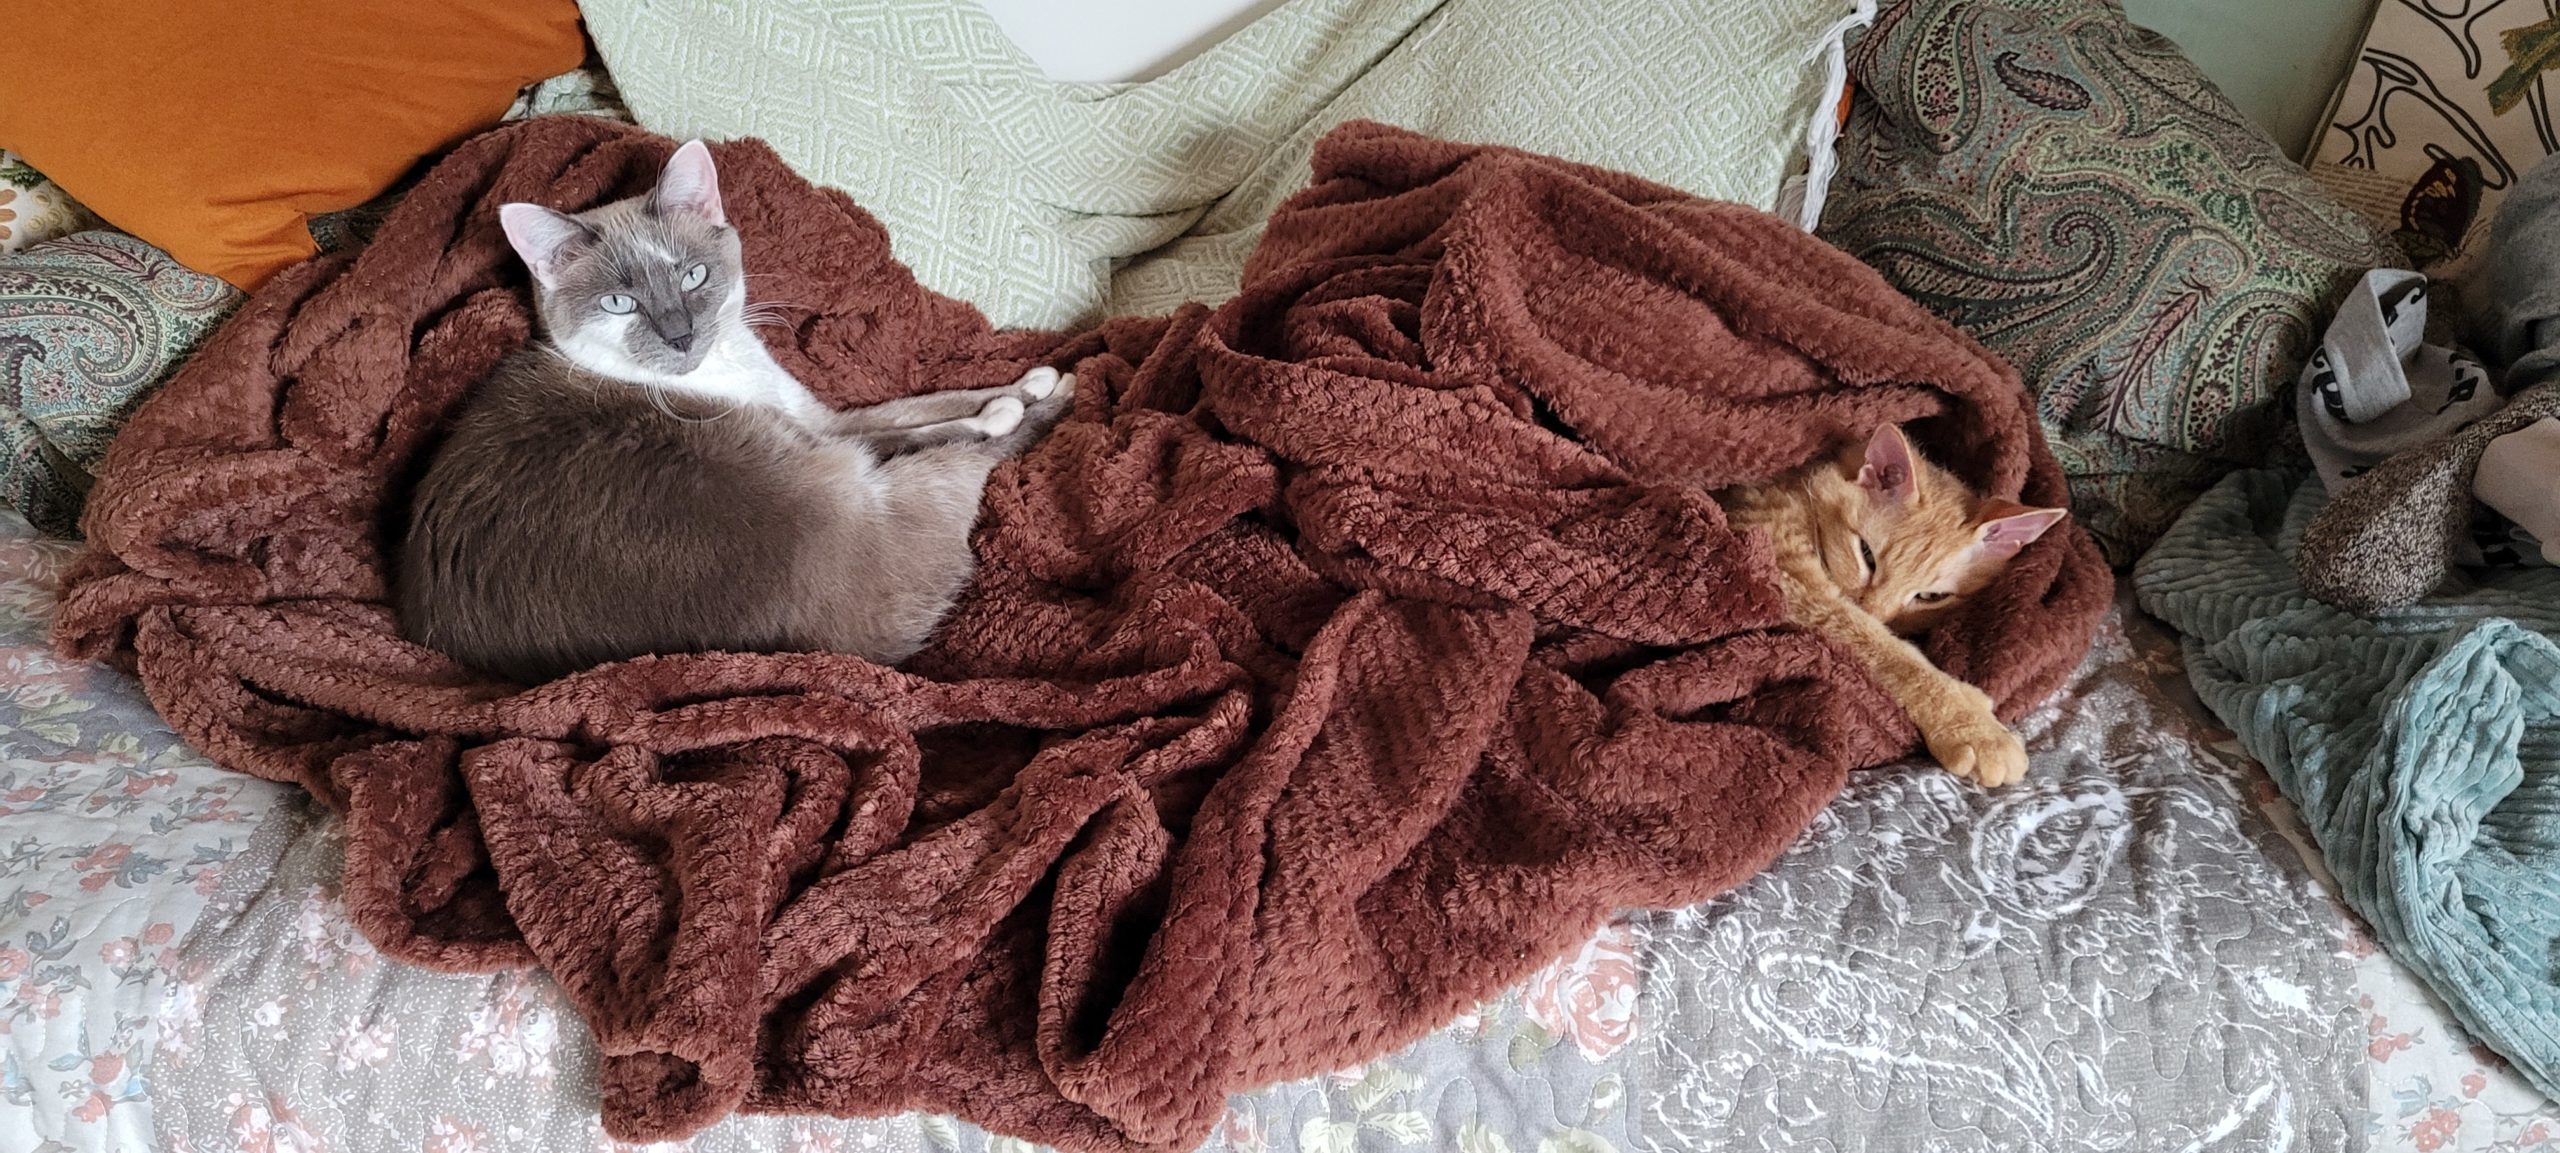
[0,2,586,291]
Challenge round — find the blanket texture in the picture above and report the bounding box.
[51,117,2108,1150]
[2137,469,2560,1104]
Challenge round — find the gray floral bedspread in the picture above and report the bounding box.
[0,500,2381,1152]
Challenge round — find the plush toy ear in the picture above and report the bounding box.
[651,139,726,225]
[498,203,591,287]
[1975,499,2069,558]
[1856,424,1918,502]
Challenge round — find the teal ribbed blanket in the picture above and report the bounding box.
[2136,468,2560,1096]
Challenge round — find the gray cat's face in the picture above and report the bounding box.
[499,141,742,378]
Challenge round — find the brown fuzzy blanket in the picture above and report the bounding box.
[54,117,2110,1150]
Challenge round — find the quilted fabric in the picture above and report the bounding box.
[0,232,240,536]
[2137,467,2560,1106]
[580,0,1861,329]
[1818,0,2403,564]
[125,601,2364,1153]
[0,526,2366,1152]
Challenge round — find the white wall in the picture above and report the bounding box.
[2123,0,2382,158]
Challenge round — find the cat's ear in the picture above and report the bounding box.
[1856,424,1918,503]
[498,203,591,288]
[652,140,726,225]
[1973,500,2068,559]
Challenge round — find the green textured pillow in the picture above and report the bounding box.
[585,0,1861,329]
[0,231,240,535]
[1818,0,2402,564]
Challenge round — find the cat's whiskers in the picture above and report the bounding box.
[740,302,798,320]
[739,301,803,331]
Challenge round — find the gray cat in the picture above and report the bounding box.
[398,141,1074,683]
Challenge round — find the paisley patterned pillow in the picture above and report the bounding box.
[0,232,240,535]
[1818,0,2403,564]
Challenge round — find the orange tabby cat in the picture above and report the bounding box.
[1716,425,2067,787]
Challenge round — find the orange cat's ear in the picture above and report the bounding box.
[1975,500,2068,558]
[1856,425,1917,502]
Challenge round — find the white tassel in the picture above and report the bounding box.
[1792,0,1877,231]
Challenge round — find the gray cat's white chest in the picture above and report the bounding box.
[649,330,830,423]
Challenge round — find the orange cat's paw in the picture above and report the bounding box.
[1926,715,2028,787]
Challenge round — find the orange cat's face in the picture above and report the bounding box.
[1798,426,2068,635]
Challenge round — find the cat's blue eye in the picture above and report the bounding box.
[680,263,709,291]
[600,293,637,314]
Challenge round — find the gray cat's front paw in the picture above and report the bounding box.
[1017,366,1063,400]
[944,370,1076,452]
[1014,368,1076,433]
[965,396,1026,437]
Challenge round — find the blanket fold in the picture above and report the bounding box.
[53,117,2108,1151]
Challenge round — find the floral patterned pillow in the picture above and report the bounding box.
[1817,0,2404,564]
[0,151,101,254]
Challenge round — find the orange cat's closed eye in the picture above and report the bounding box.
[1713,423,2069,788]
